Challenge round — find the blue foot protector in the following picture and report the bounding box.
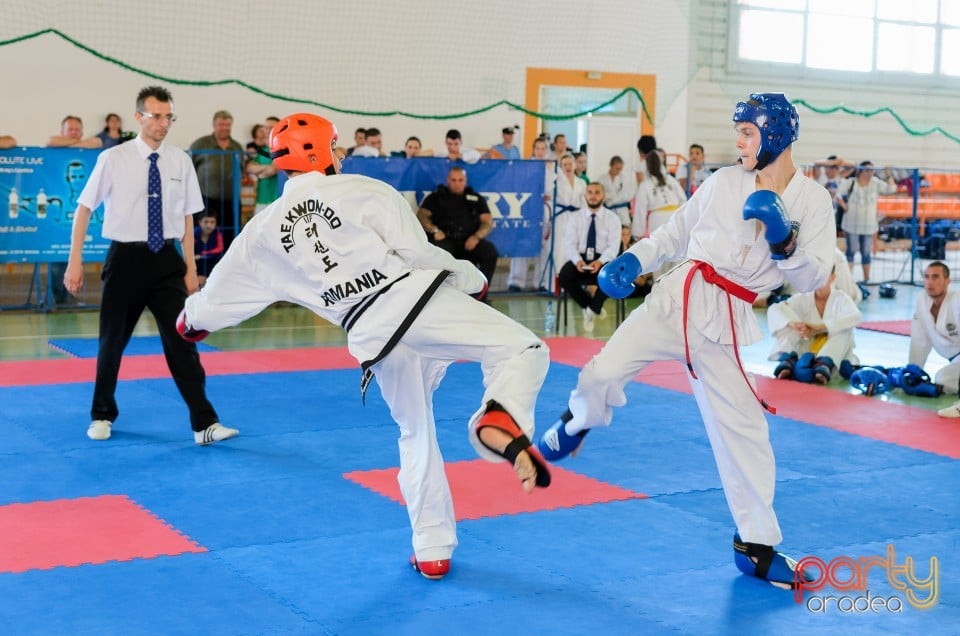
[536,409,588,462]
[733,532,813,590]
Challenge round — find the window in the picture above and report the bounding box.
[735,0,955,79]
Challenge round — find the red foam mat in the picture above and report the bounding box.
[0,495,206,573]
[548,336,960,460]
[344,459,646,521]
[639,361,960,460]
[0,347,359,387]
[857,320,911,336]
[4,337,957,459]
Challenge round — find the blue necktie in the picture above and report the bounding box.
[586,214,597,252]
[147,152,164,253]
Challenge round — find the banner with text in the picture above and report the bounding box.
[0,147,107,263]
[341,157,544,257]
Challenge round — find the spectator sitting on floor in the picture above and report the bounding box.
[767,268,861,384]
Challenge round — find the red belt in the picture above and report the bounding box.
[681,260,775,414]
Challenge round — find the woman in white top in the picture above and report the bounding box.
[597,155,637,226]
[539,153,586,291]
[631,151,687,240]
[837,161,897,283]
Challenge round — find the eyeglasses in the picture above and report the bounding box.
[139,112,177,123]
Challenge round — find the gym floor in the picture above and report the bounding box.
[0,281,957,634]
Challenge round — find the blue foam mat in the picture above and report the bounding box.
[0,361,957,633]
[48,335,218,358]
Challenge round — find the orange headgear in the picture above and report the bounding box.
[269,114,339,175]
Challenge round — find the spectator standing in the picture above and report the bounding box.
[675,143,712,195]
[489,127,521,159]
[352,127,384,157]
[346,128,366,156]
[96,113,133,149]
[402,136,422,158]
[633,134,656,185]
[540,154,586,292]
[574,152,589,186]
[194,212,224,286]
[246,124,278,215]
[837,161,897,284]
[189,110,244,244]
[597,155,636,227]
[48,115,103,149]
[631,150,687,240]
[435,129,482,164]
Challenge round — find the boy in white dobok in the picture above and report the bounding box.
[767,268,861,384]
[537,93,835,590]
[176,113,553,581]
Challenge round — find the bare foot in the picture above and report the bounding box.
[478,425,538,494]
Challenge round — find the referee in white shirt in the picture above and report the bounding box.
[64,86,237,445]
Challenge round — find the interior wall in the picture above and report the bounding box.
[1,1,956,171]
[687,0,960,170]
[0,0,692,169]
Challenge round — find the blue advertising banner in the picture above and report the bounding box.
[0,147,107,263]
[341,157,544,257]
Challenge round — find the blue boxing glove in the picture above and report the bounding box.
[743,190,797,260]
[597,252,641,300]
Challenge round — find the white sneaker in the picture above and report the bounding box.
[598,307,608,320]
[582,307,595,332]
[937,401,960,418]
[87,419,112,441]
[194,423,239,445]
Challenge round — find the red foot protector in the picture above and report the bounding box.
[0,495,206,573]
[344,459,646,521]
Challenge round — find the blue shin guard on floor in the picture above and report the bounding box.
[773,351,798,379]
[536,409,588,462]
[733,533,813,590]
[793,352,816,383]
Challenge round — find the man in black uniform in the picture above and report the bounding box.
[417,166,498,290]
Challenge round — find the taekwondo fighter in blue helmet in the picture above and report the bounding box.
[176,114,552,581]
[537,93,835,589]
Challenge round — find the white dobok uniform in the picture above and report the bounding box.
[565,165,835,546]
[631,173,688,239]
[910,288,960,394]
[766,287,861,364]
[185,172,549,561]
[508,161,554,291]
[539,174,585,290]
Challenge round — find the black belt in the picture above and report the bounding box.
[359,270,450,403]
[115,239,176,248]
[341,271,411,332]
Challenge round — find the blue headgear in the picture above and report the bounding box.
[733,93,799,170]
